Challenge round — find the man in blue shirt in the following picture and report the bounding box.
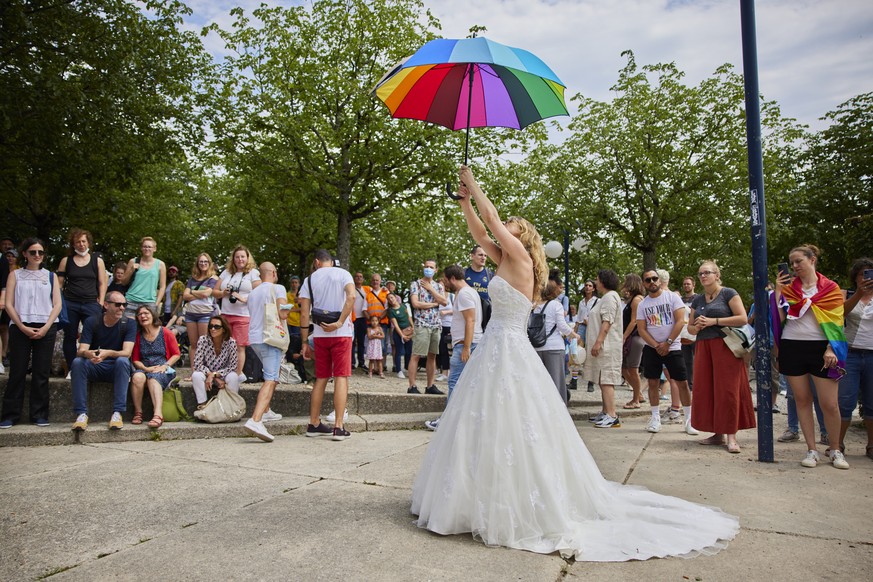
[464,245,493,302]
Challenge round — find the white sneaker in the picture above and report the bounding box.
[261,409,282,422]
[801,450,820,468]
[239,373,247,383]
[435,374,448,382]
[0,362,5,375]
[326,409,348,423]
[424,418,440,431]
[646,416,661,433]
[684,420,699,435]
[661,407,681,422]
[65,371,71,380]
[244,418,274,442]
[830,450,849,470]
[397,370,406,379]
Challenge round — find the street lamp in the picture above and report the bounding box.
[544,240,563,259]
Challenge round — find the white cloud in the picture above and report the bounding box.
[184,0,873,128]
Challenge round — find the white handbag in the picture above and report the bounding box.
[263,284,290,351]
[193,389,246,423]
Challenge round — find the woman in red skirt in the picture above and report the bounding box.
[687,260,756,453]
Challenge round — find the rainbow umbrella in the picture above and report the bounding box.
[374,36,569,168]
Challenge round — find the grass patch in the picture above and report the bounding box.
[148,431,162,441]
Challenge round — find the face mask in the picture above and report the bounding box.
[423,267,435,278]
[75,247,89,257]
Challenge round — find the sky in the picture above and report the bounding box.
[182,0,873,131]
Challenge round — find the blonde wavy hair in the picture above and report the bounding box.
[225,245,256,275]
[191,252,217,279]
[505,216,548,301]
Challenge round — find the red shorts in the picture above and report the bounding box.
[314,337,353,378]
[223,314,250,347]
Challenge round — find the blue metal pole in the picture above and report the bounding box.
[740,0,774,462]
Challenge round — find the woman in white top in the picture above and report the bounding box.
[534,279,579,405]
[0,238,62,428]
[839,257,873,460]
[583,269,624,428]
[214,245,261,377]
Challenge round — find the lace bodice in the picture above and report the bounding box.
[485,276,532,334]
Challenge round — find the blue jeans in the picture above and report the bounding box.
[71,356,132,415]
[786,376,826,435]
[62,300,103,366]
[393,329,412,373]
[447,342,477,402]
[839,349,873,420]
[250,343,282,381]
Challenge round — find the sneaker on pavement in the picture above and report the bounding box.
[332,426,351,441]
[425,385,445,395]
[588,412,607,423]
[244,418,274,442]
[397,370,406,379]
[261,409,283,422]
[830,450,849,470]
[771,403,781,414]
[435,374,448,382]
[0,419,13,429]
[646,416,662,433]
[594,414,621,428]
[424,418,440,431]
[801,450,820,468]
[326,409,348,423]
[778,430,800,442]
[407,386,421,394]
[662,407,682,422]
[305,422,333,437]
[684,420,699,435]
[34,418,50,427]
[109,412,123,430]
[72,413,88,432]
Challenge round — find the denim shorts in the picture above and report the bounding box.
[250,343,283,381]
[185,312,213,324]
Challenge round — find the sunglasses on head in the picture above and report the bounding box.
[27,249,45,257]
[644,276,659,283]
[208,324,223,330]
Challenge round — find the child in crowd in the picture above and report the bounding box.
[366,315,384,378]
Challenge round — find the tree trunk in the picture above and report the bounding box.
[642,248,657,272]
[336,212,351,270]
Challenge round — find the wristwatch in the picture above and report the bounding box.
[666,338,674,345]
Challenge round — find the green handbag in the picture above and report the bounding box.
[162,387,192,422]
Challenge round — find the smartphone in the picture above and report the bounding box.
[864,269,873,281]
[777,262,790,278]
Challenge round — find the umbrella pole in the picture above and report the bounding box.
[463,63,474,166]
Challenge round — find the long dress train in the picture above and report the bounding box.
[411,276,739,562]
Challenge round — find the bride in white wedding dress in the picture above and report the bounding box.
[410,166,739,562]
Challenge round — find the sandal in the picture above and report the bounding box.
[726,441,741,454]
[699,435,726,446]
[623,401,641,409]
[147,415,163,429]
[131,411,143,425]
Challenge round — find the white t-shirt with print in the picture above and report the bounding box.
[450,286,482,346]
[218,269,261,317]
[247,282,287,345]
[299,266,354,338]
[637,291,685,351]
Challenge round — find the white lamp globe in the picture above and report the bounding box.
[544,240,563,259]
[571,237,590,252]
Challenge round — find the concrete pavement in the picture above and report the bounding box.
[1,413,871,581]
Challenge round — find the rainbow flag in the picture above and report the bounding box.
[779,272,847,380]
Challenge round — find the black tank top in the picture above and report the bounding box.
[64,254,99,302]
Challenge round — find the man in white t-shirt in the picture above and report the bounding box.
[242,263,290,443]
[636,269,695,435]
[299,249,356,441]
[425,265,482,431]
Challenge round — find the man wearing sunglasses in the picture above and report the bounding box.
[69,291,136,431]
[636,270,695,436]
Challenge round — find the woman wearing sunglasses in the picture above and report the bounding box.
[130,304,181,428]
[191,315,239,409]
[0,238,63,428]
[774,245,849,470]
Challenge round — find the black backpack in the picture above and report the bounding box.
[527,300,557,348]
[480,297,492,330]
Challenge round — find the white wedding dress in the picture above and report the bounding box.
[411,276,739,561]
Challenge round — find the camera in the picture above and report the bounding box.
[227,284,238,303]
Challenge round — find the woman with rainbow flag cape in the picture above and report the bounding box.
[774,244,849,470]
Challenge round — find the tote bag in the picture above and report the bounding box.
[263,284,290,351]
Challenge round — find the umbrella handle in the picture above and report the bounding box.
[446,182,462,200]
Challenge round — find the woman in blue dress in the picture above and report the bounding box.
[131,305,181,428]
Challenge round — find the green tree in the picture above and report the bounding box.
[0,0,213,260]
[204,0,488,268]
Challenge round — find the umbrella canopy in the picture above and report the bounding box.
[374,37,569,132]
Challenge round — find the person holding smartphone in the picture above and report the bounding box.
[839,258,873,461]
[774,244,849,470]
